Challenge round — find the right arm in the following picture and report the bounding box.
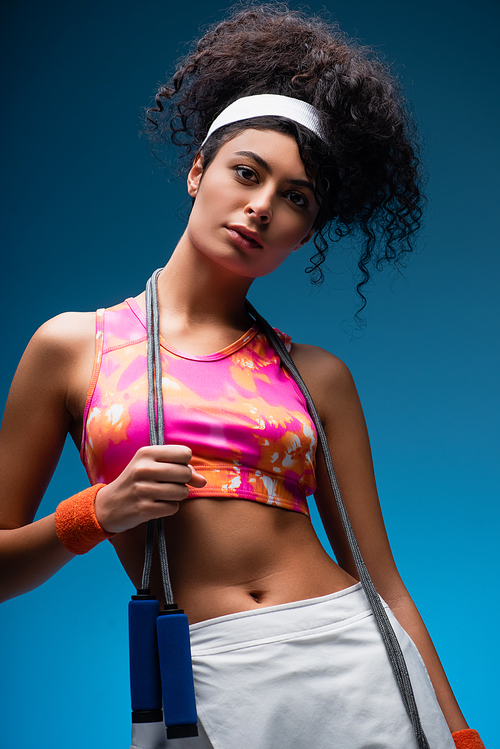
[0,312,205,603]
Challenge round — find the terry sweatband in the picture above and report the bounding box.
[452,729,486,748]
[55,484,114,554]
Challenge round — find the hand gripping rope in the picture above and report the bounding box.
[130,268,430,748]
[128,268,198,740]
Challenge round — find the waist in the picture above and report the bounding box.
[188,583,370,650]
[112,498,357,623]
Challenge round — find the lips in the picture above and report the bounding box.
[226,225,263,249]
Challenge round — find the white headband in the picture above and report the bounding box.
[200,94,326,146]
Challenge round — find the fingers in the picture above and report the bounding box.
[136,479,190,503]
[136,445,207,489]
[187,465,207,488]
[135,459,195,487]
[147,444,193,465]
[95,445,207,534]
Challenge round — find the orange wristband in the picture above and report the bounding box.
[452,729,486,749]
[55,484,114,554]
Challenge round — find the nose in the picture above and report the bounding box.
[244,187,273,223]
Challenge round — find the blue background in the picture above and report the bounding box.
[1,0,497,746]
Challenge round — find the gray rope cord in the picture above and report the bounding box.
[140,518,155,591]
[141,268,174,605]
[245,300,430,749]
[156,517,173,604]
[139,267,429,746]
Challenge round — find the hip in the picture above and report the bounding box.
[132,584,455,749]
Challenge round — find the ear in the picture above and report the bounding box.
[293,228,315,252]
[187,154,204,198]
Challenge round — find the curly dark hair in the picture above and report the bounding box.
[146,3,424,321]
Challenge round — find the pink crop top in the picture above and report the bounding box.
[80,298,317,516]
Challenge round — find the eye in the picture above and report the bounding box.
[286,191,308,208]
[235,165,258,182]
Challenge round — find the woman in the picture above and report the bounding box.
[0,5,486,748]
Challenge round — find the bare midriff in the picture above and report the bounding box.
[111,497,358,624]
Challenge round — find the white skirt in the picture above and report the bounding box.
[131,583,454,749]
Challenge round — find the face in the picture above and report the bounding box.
[185,128,320,279]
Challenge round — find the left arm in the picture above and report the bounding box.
[292,342,468,734]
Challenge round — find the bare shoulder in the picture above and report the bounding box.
[30,310,96,359]
[8,310,98,422]
[288,341,365,434]
[290,342,352,380]
[290,341,357,407]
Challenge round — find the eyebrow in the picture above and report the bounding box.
[234,150,315,191]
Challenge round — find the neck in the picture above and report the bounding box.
[155,229,255,331]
